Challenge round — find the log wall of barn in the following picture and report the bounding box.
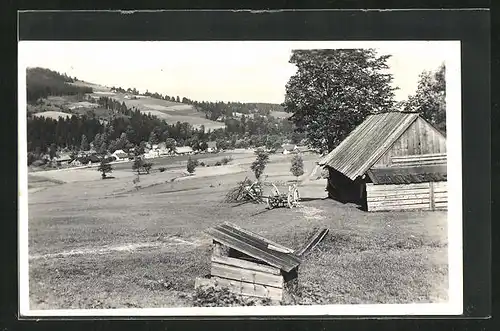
[366,181,448,211]
[374,117,447,167]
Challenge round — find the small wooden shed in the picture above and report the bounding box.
[318,111,447,211]
[195,222,302,301]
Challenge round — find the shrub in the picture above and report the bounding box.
[97,159,113,179]
[193,285,274,307]
[143,162,153,174]
[290,154,305,181]
[199,161,205,167]
[221,156,233,165]
[250,149,269,180]
[187,156,198,174]
[214,161,222,166]
[159,167,166,172]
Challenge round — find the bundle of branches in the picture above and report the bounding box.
[224,177,263,203]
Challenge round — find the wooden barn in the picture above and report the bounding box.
[318,111,447,212]
[195,222,302,302]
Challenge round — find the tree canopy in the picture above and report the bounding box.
[283,49,396,153]
[402,63,446,133]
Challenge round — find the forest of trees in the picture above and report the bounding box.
[26,67,92,104]
[27,93,299,164]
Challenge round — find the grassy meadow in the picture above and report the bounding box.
[26,150,448,309]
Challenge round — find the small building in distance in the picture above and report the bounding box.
[175,146,194,155]
[318,111,447,212]
[281,144,298,155]
[112,149,128,161]
[54,153,72,166]
[207,141,218,153]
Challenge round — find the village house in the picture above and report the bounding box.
[54,153,72,166]
[144,149,160,159]
[207,141,218,153]
[111,149,128,161]
[281,144,298,155]
[175,146,194,155]
[69,158,82,167]
[318,111,447,212]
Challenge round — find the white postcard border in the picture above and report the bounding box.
[18,40,463,317]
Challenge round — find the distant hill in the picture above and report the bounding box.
[26,67,287,129]
[26,67,93,103]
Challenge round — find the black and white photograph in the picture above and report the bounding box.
[18,39,462,316]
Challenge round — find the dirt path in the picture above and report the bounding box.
[299,205,326,221]
[29,237,203,260]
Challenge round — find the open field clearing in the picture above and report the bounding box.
[90,92,226,130]
[32,111,72,120]
[27,151,448,309]
[270,111,291,119]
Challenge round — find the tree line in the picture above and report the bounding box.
[111,85,284,121]
[27,67,92,104]
[27,96,299,164]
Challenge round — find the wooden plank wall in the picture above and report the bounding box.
[374,117,447,167]
[195,276,283,301]
[366,181,447,211]
[208,254,285,301]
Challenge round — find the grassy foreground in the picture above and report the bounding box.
[27,152,448,309]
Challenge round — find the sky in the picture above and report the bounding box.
[18,41,454,104]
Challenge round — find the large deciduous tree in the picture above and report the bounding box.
[402,63,446,133]
[283,49,396,153]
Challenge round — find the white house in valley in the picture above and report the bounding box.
[207,141,218,153]
[175,146,194,155]
[112,149,128,161]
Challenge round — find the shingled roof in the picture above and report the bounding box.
[206,222,301,272]
[318,112,420,180]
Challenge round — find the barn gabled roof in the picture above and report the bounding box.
[318,112,420,180]
[206,222,301,272]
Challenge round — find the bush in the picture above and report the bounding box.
[31,159,46,167]
[221,156,233,165]
[214,161,222,166]
[199,161,205,167]
[250,149,269,180]
[143,162,153,174]
[159,167,166,172]
[97,159,113,179]
[193,285,274,307]
[187,156,198,174]
[290,154,305,181]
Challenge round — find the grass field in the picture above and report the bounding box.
[27,150,448,309]
[91,91,226,130]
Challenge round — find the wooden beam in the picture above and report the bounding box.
[211,255,281,275]
[211,262,284,288]
[213,277,283,301]
[295,229,329,257]
[222,222,294,253]
[429,181,435,211]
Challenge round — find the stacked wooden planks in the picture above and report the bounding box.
[366,181,447,211]
[195,255,285,301]
[390,153,447,167]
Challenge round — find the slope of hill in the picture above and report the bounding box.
[27,67,93,103]
[93,92,225,130]
[26,67,286,130]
